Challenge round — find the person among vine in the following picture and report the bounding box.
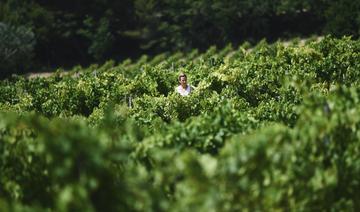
[176,73,192,96]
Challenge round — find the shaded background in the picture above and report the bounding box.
[0,0,359,78]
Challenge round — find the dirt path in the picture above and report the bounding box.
[26,72,54,79]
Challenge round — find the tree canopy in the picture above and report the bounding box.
[0,0,359,77]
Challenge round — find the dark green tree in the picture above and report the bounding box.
[0,23,35,78]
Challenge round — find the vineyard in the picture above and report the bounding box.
[1,36,360,211]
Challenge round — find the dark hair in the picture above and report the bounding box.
[178,73,187,81]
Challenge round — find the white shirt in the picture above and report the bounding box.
[176,85,191,96]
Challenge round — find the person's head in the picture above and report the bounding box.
[178,73,187,88]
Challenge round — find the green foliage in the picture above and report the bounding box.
[78,17,115,60]
[0,22,35,78]
[1,0,360,72]
[322,0,360,37]
[132,0,326,52]
[0,37,360,210]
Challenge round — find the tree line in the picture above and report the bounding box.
[0,0,359,78]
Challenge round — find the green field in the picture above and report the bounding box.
[1,36,360,211]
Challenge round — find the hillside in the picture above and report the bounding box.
[0,36,360,211]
